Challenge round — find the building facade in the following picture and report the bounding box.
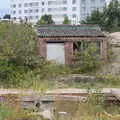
[10,0,106,24]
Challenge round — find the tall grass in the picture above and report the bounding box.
[54,91,120,120]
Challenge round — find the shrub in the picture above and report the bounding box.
[74,42,101,73]
[96,74,120,86]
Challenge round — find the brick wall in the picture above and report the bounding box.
[37,38,46,58]
[37,37,107,64]
[65,42,73,64]
[100,40,108,63]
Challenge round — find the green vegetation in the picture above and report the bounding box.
[0,22,44,88]
[1,90,120,120]
[0,4,120,119]
[0,105,12,120]
[63,16,71,24]
[3,14,11,19]
[0,99,43,120]
[37,14,54,25]
[81,10,103,26]
[82,0,120,32]
[54,92,120,120]
[73,42,101,73]
[0,22,120,89]
[0,21,70,88]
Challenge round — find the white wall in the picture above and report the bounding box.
[10,0,106,24]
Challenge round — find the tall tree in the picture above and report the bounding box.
[37,15,54,24]
[63,16,71,24]
[82,0,120,32]
[3,14,11,19]
[102,0,120,31]
[81,10,103,25]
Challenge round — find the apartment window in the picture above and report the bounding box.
[19,4,21,7]
[72,7,76,11]
[24,10,28,13]
[19,10,22,14]
[72,0,76,4]
[36,16,39,19]
[42,2,45,6]
[63,0,67,4]
[82,7,86,12]
[42,8,44,12]
[13,4,16,8]
[29,3,33,7]
[35,9,39,13]
[29,9,33,13]
[24,3,28,7]
[35,2,39,6]
[48,8,52,12]
[13,10,16,14]
[72,14,76,18]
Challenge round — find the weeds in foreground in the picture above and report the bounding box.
[0,89,120,120]
[54,91,120,120]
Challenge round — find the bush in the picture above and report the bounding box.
[73,42,101,74]
[96,74,120,86]
[0,23,47,88]
[36,63,71,79]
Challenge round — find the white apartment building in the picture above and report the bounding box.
[10,0,106,24]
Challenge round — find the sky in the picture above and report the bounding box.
[0,0,9,17]
[0,0,111,18]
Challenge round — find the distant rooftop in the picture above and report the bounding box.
[36,25,105,37]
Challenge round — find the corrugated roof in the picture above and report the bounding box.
[36,25,105,37]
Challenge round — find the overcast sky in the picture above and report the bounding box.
[0,0,111,17]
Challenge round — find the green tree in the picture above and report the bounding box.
[0,23,42,86]
[102,0,120,31]
[0,23,39,67]
[3,14,11,19]
[63,16,71,24]
[81,10,103,26]
[37,14,54,24]
[82,0,120,32]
